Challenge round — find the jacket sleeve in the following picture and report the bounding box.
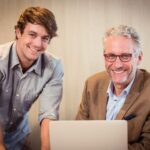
[76,80,89,120]
[128,114,150,150]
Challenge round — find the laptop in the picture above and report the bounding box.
[50,120,128,150]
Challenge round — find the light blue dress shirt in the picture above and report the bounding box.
[106,78,135,120]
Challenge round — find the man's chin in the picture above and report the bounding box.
[112,79,128,86]
[111,76,127,84]
[27,56,38,62]
[29,54,39,60]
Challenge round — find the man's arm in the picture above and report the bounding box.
[76,80,89,120]
[41,118,51,150]
[128,115,150,150]
[39,59,63,150]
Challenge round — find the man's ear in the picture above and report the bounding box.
[137,51,143,65]
[15,28,22,39]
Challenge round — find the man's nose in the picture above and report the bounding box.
[33,37,43,47]
[113,57,123,67]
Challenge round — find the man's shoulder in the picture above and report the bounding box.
[87,71,109,82]
[133,69,150,93]
[85,71,109,88]
[140,69,150,85]
[43,51,61,64]
[0,41,14,59]
[0,41,14,50]
[137,69,150,81]
[41,51,63,72]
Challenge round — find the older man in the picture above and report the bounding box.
[76,25,150,150]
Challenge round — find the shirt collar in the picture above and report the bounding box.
[29,55,42,76]
[107,77,135,97]
[10,41,20,69]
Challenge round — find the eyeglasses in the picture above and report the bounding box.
[104,53,132,62]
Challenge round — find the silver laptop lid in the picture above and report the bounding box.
[50,120,128,150]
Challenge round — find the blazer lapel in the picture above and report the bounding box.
[116,69,144,120]
[115,92,139,119]
[97,78,109,120]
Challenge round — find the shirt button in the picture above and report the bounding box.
[5,90,9,93]
[13,108,16,111]
[10,121,13,125]
[16,94,19,97]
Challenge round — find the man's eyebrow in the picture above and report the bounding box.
[28,31,50,37]
[42,35,50,38]
[28,31,37,34]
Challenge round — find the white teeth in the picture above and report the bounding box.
[30,47,38,52]
[113,70,124,74]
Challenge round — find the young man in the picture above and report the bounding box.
[76,25,150,150]
[0,7,63,150]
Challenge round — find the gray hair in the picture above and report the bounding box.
[103,25,141,55]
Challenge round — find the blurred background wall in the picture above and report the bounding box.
[0,0,150,149]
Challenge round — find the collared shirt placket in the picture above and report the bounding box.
[8,66,26,131]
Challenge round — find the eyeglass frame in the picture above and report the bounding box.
[103,53,133,62]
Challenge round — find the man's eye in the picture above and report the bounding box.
[108,55,116,59]
[121,55,129,59]
[29,33,36,38]
[43,37,49,41]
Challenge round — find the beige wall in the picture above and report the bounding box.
[0,0,150,149]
